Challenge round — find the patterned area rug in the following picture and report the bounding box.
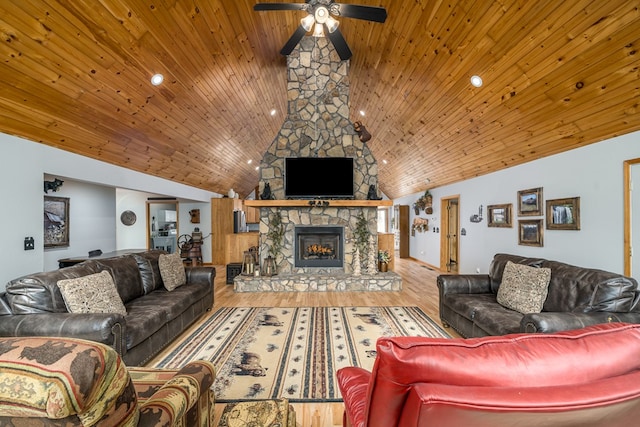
[151,306,450,402]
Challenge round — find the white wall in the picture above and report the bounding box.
[394,131,640,277]
[0,133,219,291]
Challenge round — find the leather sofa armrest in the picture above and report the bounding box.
[138,360,215,426]
[437,274,492,295]
[0,313,126,355]
[521,312,640,333]
[185,266,216,287]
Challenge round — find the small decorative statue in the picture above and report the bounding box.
[354,121,372,143]
[260,182,274,200]
[367,184,382,200]
[367,235,377,275]
[353,247,362,276]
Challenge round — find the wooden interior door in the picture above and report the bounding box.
[397,205,410,258]
[624,158,640,277]
[440,196,460,272]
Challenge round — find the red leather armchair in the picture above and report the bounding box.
[336,323,640,427]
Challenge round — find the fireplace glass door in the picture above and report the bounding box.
[294,226,344,268]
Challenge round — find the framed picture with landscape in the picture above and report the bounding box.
[546,197,580,230]
[518,219,543,247]
[44,196,70,248]
[517,187,543,216]
[487,203,512,227]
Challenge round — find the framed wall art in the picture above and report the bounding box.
[517,187,543,216]
[546,197,580,230]
[487,203,512,228]
[518,219,543,247]
[44,196,70,248]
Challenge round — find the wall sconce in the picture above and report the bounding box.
[470,205,483,223]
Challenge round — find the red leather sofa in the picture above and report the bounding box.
[336,323,640,427]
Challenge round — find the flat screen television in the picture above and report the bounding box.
[284,157,354,199]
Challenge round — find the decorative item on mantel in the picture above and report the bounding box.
[354,121,372,143]
[367,184,382,200]
[367,235,377,275]
[378,250,391,272]
[260,182,274,200]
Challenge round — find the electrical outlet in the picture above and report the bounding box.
[24,237,35,250]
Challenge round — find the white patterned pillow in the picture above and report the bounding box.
[496,261,552,314]
[57,271,127,315]
[158,252,186,291]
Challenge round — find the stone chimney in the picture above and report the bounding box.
[259,36,378,199]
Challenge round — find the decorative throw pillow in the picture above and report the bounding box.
[57,270,127,316]
[496,261,552,314]
[158,252,186,291]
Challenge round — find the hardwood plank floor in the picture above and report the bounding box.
[147,255,461,426]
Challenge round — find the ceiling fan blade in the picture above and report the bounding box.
[280,24,308,56]
[326,26,352,60]
[254,3,308,11]
[333,3,387,23]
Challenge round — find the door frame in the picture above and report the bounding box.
[440,195,460,272]
[624,158,640,276]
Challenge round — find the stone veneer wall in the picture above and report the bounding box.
[257,36,381,275]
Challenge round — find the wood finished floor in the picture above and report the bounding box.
[146,255,460,426]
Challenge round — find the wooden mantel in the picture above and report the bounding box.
[244,200,393,208]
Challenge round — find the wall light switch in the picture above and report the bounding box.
[24,237,35,250]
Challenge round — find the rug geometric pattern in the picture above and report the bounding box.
[151,306,450,402]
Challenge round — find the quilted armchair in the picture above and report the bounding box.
[337,323,640,427]
[0,336,215,426]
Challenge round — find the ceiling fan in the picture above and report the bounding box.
[254,0,387,60]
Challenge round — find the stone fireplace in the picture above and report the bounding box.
[234,36,401,292]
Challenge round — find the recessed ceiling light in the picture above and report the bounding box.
[382,159,388,165]
[470,75,483,87]
[150,73,164,86]
[247,159,253,164]
[359,110,366,116]
[270,109,277,116]
[255,166,260,171]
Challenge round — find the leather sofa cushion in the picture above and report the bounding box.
[94,256,145,304]
[134,250,167,294]
[5,263,101,314]
[542,260,640,312]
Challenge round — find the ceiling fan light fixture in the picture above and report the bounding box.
[301,14,315,32]
[314,6,329,24]
[313,23,324,37]
[326,16,339,33]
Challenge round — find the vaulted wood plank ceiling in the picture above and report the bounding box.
[1,0,639,199]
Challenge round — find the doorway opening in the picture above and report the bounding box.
[440,196,460,273]
[147,200,179,253]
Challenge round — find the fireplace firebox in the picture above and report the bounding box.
[294,226,344,268]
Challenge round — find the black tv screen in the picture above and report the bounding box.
[285,157,354,199]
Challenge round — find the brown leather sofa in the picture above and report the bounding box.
[336,323,640,427]
[0,250,215,366]
[438,253,640,337]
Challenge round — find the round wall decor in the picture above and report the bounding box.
[120,210,137,226]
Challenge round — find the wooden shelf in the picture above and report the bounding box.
[244,199,393,207]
